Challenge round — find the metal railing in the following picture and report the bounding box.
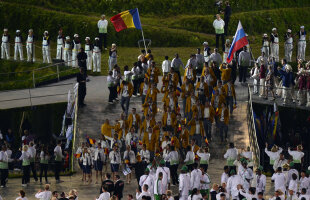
[247,84,260,168]
[0,59,78,89]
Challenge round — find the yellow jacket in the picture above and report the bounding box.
[118,82,134,97]
[142,131,157,152]
[170,136,180,150]
[142,101,157,117]
[185,95,198,113]
[201,106,215,123]
[101,123,114,137]
[195,81,210,98]
[218,107,229,125]
[162,112,176,127]
[213,85,227,97]
[146,67,160,84]
[162,94,178,111]
[181,84,193,99]
[192,144,200,154]
[139,82,150,96]
[223,83,236,99]
[188,119,204,136]
[140,118,156,134]
[219,64,232,82]
[183,67,196,82]
[180,129,190,148]
[211,94,225,109]
[202,66,217,86]
[127,113,141,130]
[145,88,160,102]
[113,120,128,139]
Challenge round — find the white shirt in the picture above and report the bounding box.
[221,172,229,184]
[109,150,121,164]
[184,151,195,164]
[271,172,287,192]
[227,175,243,198]
[213,19,225,30]
[164,151,179,165]
[162,60,171,73]
[204,107,210,118]
[96,192,110,200]
[139,174,154,193]
[288,149,304,162]
[140,149,150,163]
[154,178,164,195]
[123,150,136,164]
[156,167,170,191]
[289,179,298,193]
[255,174,266,193]
[16,197,28,200]
[191,169,202,190]
[189,194,203,200]
[54,145,63,160]
[179,173,191,196]
[136,191,151,200]
[200,173,211,190]
[273,158,288,171]
[209,53,222,64]
[35,191,52,200]
[224,148,238,160]
[97,19,108,32]
[27,146,36,160]
[265,147,282,163]
[0,151,8,163]
[299,177,310,193]
[197,152,210,164]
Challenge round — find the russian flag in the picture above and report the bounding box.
[226,21,248,63]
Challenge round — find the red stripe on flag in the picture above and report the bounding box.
[110,14,128,32]
[227,37,248,63]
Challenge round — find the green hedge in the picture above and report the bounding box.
[165,7,310,36]
[3,0,310,16]
[0,2,213,47]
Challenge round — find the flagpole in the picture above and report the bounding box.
[137,8,147,52]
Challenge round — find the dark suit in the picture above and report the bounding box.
[114,179,124,199]
[100,179,114,194]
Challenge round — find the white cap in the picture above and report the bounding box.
[85,37,90,40]
[287,29,291,33]
[16,30,20,33]
[74,34,79,37]
[95,37,99,40]
[112,43,116,47]
[3,28,8,31]
[28,29,33,32]
[272,28,277,31]
[263,33,268,37]
[203,41,208,45]
[300,26,305,29]
[44,31,48,34]
[66,36,70,40]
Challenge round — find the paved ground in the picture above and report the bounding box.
[0,76,275,199]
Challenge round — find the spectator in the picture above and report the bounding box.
[213,14,225,51]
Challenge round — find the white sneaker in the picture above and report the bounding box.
[132,95,137,97]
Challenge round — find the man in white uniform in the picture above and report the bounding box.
[1,28,10,60]
[56,29,65,60]
[42,31,51,63]
[85,37,93,71]
[72,34,81,68]
[271,167,287,194]
[63,36,72,66]
[284,29,293,62]
[14,30,23,61]
[179,166,190,200]
[93,37,101,72]
[26,29,35,62]
[155,160,170,192]
[297,26,307,61]
[270,28,279,62]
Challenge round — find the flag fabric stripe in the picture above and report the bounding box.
[226,21,249,63]
[110,8,142,32]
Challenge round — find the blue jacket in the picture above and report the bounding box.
[278,70,294,87]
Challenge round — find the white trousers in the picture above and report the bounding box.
[26,44,35,62]
[56,45,63,60]
[253,79,259,94]
[307,91,310,107]
[1,43,10,59]
[282,86,290,104]
[42,45,51,63]
[72,50,78,68]
[297,89,306,106]
[108,57,117,71]
[271,43,279,62]
[284,43,293,62]
[63,50,71,66]
[86,51,93,70]
[259,79,265,97]
[93,52,101,72]
[276,80,282,96]
[262,47,269,57]
[298,41,306,61]
[14,43,23,61]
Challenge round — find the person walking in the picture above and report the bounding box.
[238,46,251,84]
[213,14,225,52]
[108,44,117,71]
[54,141,64,183]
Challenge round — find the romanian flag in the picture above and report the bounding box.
[138,140,142,145]
[110,8,142,32]
[86,135,96,145]
[171,137,175,145]
[176,87,181,96]
[104,148,109,155]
